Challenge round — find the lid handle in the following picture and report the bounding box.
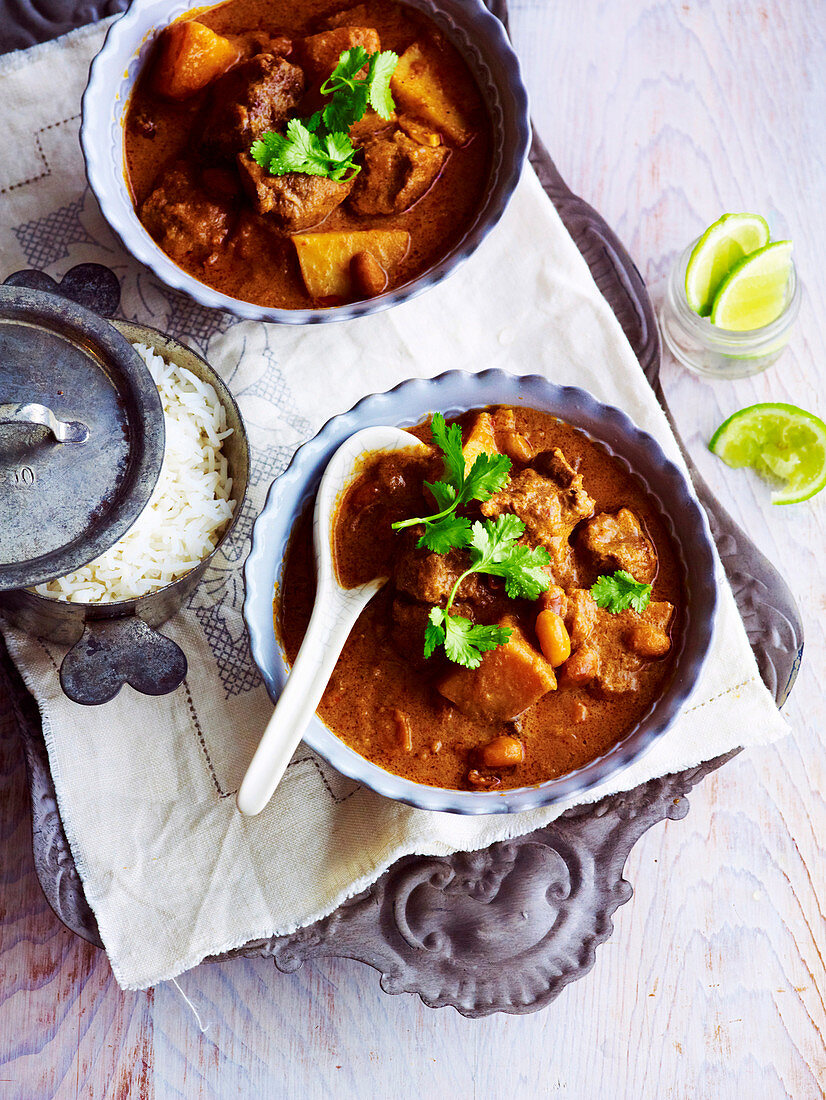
[59,618,188,705]
[0,402,89,444]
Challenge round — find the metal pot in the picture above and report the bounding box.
[0,289,249,704]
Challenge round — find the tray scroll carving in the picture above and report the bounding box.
[232,759,733,1016]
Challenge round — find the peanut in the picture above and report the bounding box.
[535,610,572,667]
[480,734,525,769]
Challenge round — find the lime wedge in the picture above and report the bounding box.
[709,402,826,504]
[685,213,770,316]
[709,240,793,331]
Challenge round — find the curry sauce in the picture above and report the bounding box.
[279,407,684,792]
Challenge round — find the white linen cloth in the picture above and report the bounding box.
[0,21,789,990]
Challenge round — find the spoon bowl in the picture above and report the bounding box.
[236,425,427,817]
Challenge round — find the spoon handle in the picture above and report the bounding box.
[236,581,381,816]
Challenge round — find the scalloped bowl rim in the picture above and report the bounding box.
[80,0,530,325]
[243,369,718,815]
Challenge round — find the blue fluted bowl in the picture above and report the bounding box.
[81,0,530,324]
[244,370,718,814]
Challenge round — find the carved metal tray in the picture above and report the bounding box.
[0,0,803,1016]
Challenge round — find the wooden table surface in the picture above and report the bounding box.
[1,2,824,1097]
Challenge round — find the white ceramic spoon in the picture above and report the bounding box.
[236,425,428,817]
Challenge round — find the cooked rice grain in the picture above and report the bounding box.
[34,342,236,603]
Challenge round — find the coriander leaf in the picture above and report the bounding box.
[591,569,652,614]
[322,130,360,168]
[390,415,511,537]
[430,412,465,489]
[468,514,525,566]
[459,451,512,505]
[463,516,550,600]
[424,608,445,659]
[423,479,456,512]
[320,46,370,93]
[250,131,289,168]
[497,544,551,600]
[417,513,472,554]
[366,50,399,118]
[277,118,324,173]
[322,82,369,133]
[304,110,323,132]
[442,614,512,669]
[424,607,511,668]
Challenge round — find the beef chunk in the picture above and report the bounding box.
[573,600,674,696]
[565,588,598,650]
[393,539,481,606]
[199,53,304,159]
[237,155,353,229]
[349,130,448,215]
[141,163,232,265]
[480,453,595,582]
[579,508,657,584]
[437,618,557,721]
[299,27,380,85]
[534,448,596,523]
[348,107,397,144]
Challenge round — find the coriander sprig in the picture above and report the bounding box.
[591,569,651,614]
[251,48,399,182]
[251,118,360,180]
[319,47,398,131]
[423,515,551,668]
[391,413,512,552]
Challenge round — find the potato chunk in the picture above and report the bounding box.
[152,21,239,99]
[391,42,473,145]
[462,411,499,467]
[292,230,410,299]
[437,619,556,721]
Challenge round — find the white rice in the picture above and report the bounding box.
[34,342,236,603]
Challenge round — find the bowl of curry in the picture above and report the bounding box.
[81,0,529,322]
[244,370,718,814]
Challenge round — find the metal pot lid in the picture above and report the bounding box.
[0,285,165,592]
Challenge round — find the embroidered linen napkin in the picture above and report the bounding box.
[0,21,789,990]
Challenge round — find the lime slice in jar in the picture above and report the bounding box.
[709,240,793,331]
[684,212,770,316]
[709,402,826,504]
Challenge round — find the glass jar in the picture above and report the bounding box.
[658,242,801,379]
